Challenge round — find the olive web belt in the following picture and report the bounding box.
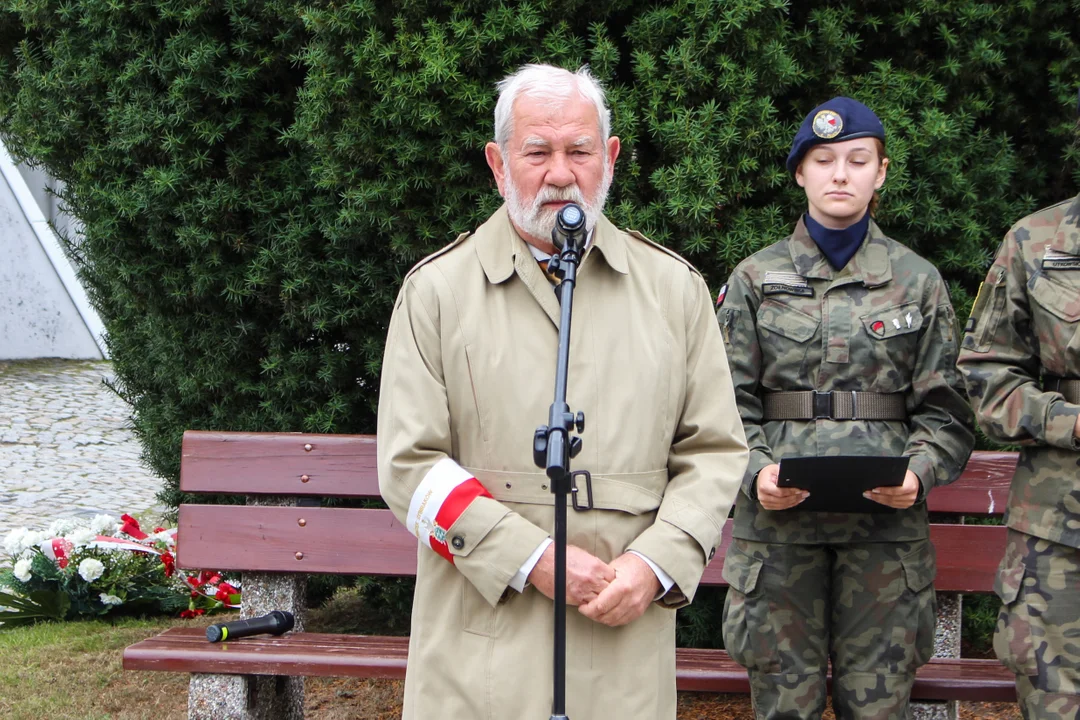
[1043,376,1080,404]
[762,391,908,421]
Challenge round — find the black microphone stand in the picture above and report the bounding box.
[533,203,590,720]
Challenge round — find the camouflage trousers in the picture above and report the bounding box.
[721,538,937,720]
[995,529,1080,719]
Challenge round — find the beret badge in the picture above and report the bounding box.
[812,110,843,139]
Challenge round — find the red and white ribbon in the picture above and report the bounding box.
[407,458,492,563]
[89,535,161,555]
[40,538,74,568]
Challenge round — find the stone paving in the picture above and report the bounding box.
[0,359,164,543]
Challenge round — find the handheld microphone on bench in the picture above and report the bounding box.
[206,610,294,643]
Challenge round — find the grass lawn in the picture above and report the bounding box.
[0,612,406,720]
[0,616,191,720]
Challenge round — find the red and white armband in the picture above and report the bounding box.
[406,458,493,563]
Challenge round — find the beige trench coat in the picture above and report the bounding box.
[377,206,748,720]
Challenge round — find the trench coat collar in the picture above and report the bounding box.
[787,215,893,287]
[475,205,629,285]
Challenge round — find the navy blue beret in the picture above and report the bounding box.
[786,97,886,174]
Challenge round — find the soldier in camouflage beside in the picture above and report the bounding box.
[717,98,975,719]
[955,91,1080,720]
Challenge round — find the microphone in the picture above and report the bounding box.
[551,203,587,252]
[206,610,294,643]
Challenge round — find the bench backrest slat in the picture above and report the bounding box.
[177,506,417,577]
[180,431,379,497]
[179,432,1018,517]
[177,504,1005,593]
[927,451,1015,515]
[690,523,1004,594]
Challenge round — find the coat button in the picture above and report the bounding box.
[451,536,465,550]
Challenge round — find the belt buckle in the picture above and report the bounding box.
[570,470,593,511]
[812,391,833,420]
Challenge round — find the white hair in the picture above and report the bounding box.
[493,64,611,151]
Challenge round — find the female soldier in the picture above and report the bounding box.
[716,97,975,719]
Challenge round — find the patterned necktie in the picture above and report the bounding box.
[537,258,560,285]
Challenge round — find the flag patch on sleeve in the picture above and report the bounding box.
[716,284,728,308]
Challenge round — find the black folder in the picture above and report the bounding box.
[775,455,910,514]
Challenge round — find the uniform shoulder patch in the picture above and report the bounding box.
[715,283,728,308]
[624,228,701,276]
[403,231,473,283]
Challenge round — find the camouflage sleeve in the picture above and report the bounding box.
[901,277,975,495]
[716,270,773,500]
[957,232,1080,449]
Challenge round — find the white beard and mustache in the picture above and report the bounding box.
[503,162,613,245]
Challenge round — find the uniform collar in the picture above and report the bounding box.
[787,215,892,287]
[1061,194,1080,253]
[475,205,629,284]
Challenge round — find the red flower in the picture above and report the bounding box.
[180,609,196,619]
[186,575,201,589]
[57,557,69,570]
[119,514,148,540]
[214,581,240,604]
[161,552,175,578]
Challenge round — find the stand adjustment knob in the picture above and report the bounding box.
[533,426,549,468]
[569,436,583,458]
[574,412,585,433]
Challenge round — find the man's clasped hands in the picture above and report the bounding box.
[527,545,661,628]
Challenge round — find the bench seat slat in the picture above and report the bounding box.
[178,505,1006,593]
[124,628,408,679]
[123,628,1016,702]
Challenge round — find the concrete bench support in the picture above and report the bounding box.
[187,496,307,720]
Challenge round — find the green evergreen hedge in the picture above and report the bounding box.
[0,0,1077,643]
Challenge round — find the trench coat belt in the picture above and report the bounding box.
[464,467,668,514]
[762,390,908,421]
[1043,375,1080,404]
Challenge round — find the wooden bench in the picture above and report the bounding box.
[123,431,1018,719]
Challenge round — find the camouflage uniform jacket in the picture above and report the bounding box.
[718,217,975,544]
[957,195,1080,550]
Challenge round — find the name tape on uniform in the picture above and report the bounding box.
[763,271,813,297]
[1042,249,1080,271]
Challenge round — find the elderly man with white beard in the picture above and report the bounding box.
[377,63,748,720]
